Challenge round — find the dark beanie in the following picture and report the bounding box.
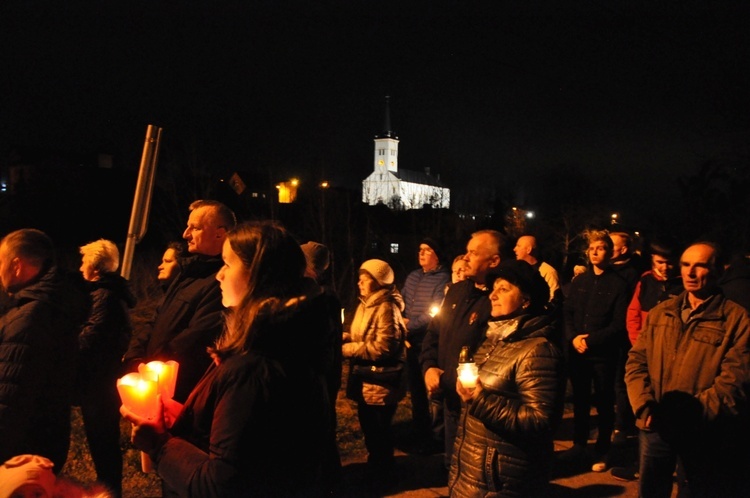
[420,237,444,264]
[485,259,550,311]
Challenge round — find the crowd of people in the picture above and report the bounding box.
[1,201,750,498]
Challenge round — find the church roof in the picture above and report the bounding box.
[394,168,447,188]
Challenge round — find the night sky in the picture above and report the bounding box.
[2,1,749,222]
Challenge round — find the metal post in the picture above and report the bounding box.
[121,124,162,280]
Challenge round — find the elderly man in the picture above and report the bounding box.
[0,229,89,473]
[420,229,505,469]
[401,237,450,453]
[124,199,237,402]
[626,242,750,497]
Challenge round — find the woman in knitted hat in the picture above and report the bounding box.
[342,259,407,492]
[448,259,566,497]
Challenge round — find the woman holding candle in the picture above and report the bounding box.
[342,258,407,492]
[449,259,566,498]
[121,221,331,497]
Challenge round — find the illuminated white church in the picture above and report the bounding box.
[362,97,450,210]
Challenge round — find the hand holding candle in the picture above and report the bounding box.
[118,361,179,473]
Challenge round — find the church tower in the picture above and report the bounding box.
[373,96,399,174]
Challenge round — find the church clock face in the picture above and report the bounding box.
[378,159,384,166]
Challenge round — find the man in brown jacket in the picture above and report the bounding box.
[625,241,750,497]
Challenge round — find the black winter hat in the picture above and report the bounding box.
[419,237,444,264]
[486,259,550,311]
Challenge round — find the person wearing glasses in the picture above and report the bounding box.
[123,200,237,403]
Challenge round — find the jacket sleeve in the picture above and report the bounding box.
[155,365,260,495]
[625,311,656,424]
[626,281,644,346]
[78,288,107,354]
[695,305,750,421]
[420,290,450,373]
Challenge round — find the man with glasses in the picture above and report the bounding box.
[123,200,237,402]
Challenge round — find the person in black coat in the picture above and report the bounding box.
[0,229,89,474]
[77,239,136,497]
[122,221,331,497]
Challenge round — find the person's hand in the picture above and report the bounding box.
[572,334,589,354]
[424,367,443,395]
[161,396,184,429]
[455,378,481,402]
[120,394,170,454]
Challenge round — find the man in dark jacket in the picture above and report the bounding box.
[0,228,89,473]
[123,199,236,402]
[420,229,505,469]
[401,237,450,451]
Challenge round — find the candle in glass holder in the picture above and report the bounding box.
[139,360,179,399]
[457,362,479,389]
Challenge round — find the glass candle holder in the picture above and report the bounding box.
[457,362,479,389]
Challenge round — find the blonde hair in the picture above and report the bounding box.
[79,239,120,273]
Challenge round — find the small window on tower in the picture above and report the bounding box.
[390,243,399,254]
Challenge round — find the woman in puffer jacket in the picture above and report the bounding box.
[449,260,566,498]
[343,258,407,491]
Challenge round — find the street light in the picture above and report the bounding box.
[611,213,619,225]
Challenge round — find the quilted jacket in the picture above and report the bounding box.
[448,313,565,497]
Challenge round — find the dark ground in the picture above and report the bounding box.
[337,403,677,498]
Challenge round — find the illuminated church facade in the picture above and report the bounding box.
[362,97,450,210]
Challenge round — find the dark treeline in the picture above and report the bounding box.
[2,145,749,310]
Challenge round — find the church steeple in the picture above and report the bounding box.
[376,95,398,140]
[373,96,399,173]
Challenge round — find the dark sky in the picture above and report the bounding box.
[2,1,749,221]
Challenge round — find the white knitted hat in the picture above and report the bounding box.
[0,455,56,498]
[359,259,394,286]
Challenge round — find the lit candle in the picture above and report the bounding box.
[429,305,440,317]
[139,360,180,399]
[117,371,165,474]
[117,372,160,421]
[341,308,345,324]
[457,362,479,389]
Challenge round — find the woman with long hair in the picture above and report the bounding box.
[122,221,331,497]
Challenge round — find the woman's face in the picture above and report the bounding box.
[489,278,527,318]
[157,248,180,282]
[216,240,251,308]
[358,272,378,298]
[79,253,99,282]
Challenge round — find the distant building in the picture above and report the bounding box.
[362,97,450,210]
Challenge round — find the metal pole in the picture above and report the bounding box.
[121,124,162,280]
